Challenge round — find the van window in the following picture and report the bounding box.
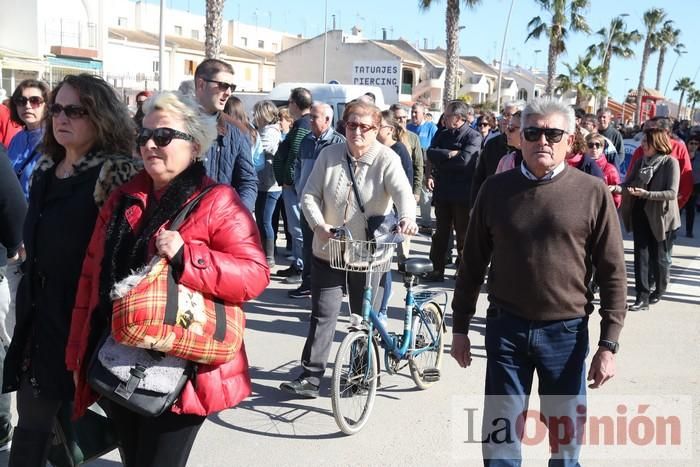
[336,103,346,125]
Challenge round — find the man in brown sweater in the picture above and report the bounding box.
[451,98,627,465]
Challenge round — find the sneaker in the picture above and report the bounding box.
[349,313,363,327]
[288,286,311,299]
[422,271,445,282]
[0,427,12,452]
[280,377,319,398]
[275,266,299,277]
[283,273,303,284]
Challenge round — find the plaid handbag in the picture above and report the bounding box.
[110,186,245,365]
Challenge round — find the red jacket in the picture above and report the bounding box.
[628,138,693,209]
[0,104,20,149]
[593,156,622,208]
[66,171,270,418]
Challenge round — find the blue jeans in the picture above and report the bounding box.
[482,307,588,467]
[255,190,282,240]
[282,186,303,271]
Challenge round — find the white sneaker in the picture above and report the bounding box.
[349,313,363,327]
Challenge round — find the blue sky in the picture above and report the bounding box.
[161,0,698,104]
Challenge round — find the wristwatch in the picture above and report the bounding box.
[598,339,619,354]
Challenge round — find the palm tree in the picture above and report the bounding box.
[653,20,682,91]
[205,0,225,59]
[555,55,604,108]
[526,0,591,96]
[419,0,482,110]
[673,77,695,120]
[687,88,700,123]
[586,17,641,107]
[635,8,666,124]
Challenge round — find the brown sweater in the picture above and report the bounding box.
[452,165,627,342]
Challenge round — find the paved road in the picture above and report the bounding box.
[3,221,698,467]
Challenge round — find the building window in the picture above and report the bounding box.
[191,30,199,40]
[153,61,159,73]
[518,88,528,101]
[401,68,414,95]
[87,22,97,48]
[117,17,128,27]
[184,60,196,76]
[241,37,248,47]
[174,25,183,36]
[258,40,264,49]
[534,89,540,98]
[272,42,279,51]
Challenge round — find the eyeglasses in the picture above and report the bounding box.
[506,125,520,133]
[587,142,602,149]
[202,78,237,93]
[13,96,44,108]
[49,104,88,119]
[394,115,408,120]
[522,127,567,143]
[345,121,376,133]
[137,127,195,147]
[478,122,490,127]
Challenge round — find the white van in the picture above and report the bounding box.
[267,83,387,125]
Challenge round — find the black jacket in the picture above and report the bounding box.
[0,146,26,268]
[427,123,483,205]
[470,133,510,205]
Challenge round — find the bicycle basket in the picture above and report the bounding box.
[328,238,396,273]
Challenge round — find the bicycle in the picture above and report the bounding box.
[327,227,447,435]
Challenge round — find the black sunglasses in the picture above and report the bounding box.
[49,103,88,119]
[202,78,237,93]
[478,122,490,127]
[587,142,602,149]
[137,127,195,147]
[13,96,44,108]
[522,127,567,143]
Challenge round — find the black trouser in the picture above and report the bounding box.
[684,184,699,234]
[104,400,205,467]
[632,209,671,299]
[300,257,380,387]
[300,216,314,290]
[429,200,470,274]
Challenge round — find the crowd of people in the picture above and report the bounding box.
[0,58,698,466]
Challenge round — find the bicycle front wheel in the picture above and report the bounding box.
[409,303,444,389]
[331,330,378,435]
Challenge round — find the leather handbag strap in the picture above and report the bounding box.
[168,184,219,231]
[346,155,366,214]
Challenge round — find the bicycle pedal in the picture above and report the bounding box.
[422,368,441,382]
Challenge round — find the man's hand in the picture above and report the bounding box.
[426,177,435,191]
[447,150,460,159]
[451,334,473,368]
[587,347,616,389]
[156,230,185,260]
[627,187,648,198]
[314,223,335,242]
[397,218,418,236]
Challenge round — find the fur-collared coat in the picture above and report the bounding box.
[66,166,269,418]
[3,152,141,400]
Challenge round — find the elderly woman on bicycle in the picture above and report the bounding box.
[280,99,417,398]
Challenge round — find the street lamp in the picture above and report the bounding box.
[663,48,687,97]
[496,0,516,111]
[621,77,630,125]
[533,49,542,70]
[600,13,629,108]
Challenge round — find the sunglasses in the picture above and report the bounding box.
[13,96,44,108]
[137,127,195,147]
[522,127,567,143]
[345,121,376,133]
[506,125,520,133]
[587,142,602,149]
[395,115,408,120]
[49,103,88,119]
[202,78,237,93]
[478,122,490,127]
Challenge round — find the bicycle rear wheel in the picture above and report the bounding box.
[331,330,378,435]
[409,303,444,389]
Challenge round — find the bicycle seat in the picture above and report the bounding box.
[403,258,433,275]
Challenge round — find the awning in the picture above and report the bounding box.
[47,56,102,71]
[0,47,45,72]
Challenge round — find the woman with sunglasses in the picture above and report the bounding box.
[475,113,496,148]
[2,73,141,465]
[280,99,417,398]
[494,113,523,174]
[585,133,621,207]
[564,128,605,179]
[615,128,680,311]
[65,91,269,466]
[7,79,50,199]
[684,136,700,238]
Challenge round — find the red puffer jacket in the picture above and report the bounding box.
[66,171,270,418]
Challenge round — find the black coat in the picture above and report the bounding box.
[427,123,483,206]
[470,133,510,206]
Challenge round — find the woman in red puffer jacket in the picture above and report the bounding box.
[66,90,269,467]
[585,132,622,208]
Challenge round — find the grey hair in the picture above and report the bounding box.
[389,103,408,113]
[446,101,471,120]
[177,80,196,97]
[142,91,217,159]
[252,100,279,126]
[521,97,576,134]
[503,100,526,113]
[312,101,333,120]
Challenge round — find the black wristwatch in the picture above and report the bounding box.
[598,340,619,354]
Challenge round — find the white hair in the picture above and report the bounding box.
[503,100,526,113]
[521,97,576,134]
[312,101,333,120]
[142,91,217,159]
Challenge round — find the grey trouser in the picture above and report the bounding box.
[300,257,380,387]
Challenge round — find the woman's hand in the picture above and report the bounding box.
[397,218,418,236]
[156,230,185,259]
[314,223,335,242]
[72,370,79,387]
[628,187,648,198]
